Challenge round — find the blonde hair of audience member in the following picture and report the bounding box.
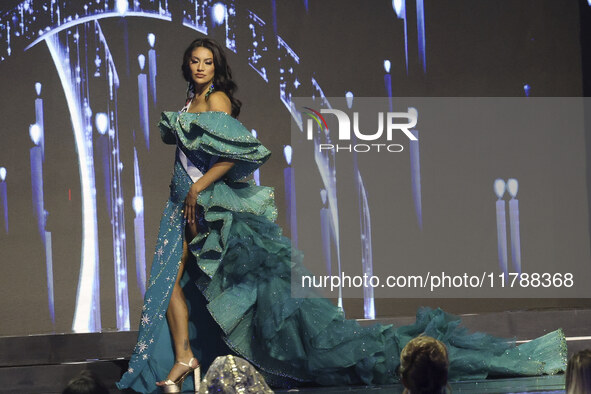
[399,335,450,394]
[566,349,591,394]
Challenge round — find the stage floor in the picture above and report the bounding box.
[2,308,586,393]
[275,375,565,394]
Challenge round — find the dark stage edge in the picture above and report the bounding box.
[275,375,566,394]
[1,308,589,393]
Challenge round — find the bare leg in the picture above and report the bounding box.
[156,220,200,385]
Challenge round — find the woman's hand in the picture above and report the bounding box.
[184,184,200,224]
[183,159,235,225]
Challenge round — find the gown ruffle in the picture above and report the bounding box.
[117,111,567,393]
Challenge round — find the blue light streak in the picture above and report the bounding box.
[251,130,261,185]
[133,149,147,297]
[410,129,422,230]
[416,0,426,73]
[46,33,101,333]
[507,179,521,274]
[138,54,150,150]
[357,171,374,319]
[284,146,298,248]
[147,34,157,104]
[308,82,342,310]
[0,169,8,234]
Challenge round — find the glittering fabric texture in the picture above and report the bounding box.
[117,111,567,394]
[199,355,274,394]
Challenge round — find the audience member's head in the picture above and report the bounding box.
[566,349,591,394]
[62,370,109,394]
[399,335,449,394]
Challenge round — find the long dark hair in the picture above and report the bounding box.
[181,37,241,117]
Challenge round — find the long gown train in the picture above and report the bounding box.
[116,111,567,393]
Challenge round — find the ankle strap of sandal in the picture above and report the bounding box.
[176,357,198,368]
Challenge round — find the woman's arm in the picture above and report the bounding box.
[184,159,235,224]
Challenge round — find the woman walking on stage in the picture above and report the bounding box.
[117,37,567,394]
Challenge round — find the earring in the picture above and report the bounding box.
[205,82,215,99]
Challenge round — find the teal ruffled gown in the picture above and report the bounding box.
[117,111,567,393]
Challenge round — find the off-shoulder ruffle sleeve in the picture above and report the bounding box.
[158,111,179,145]
[158,111,271,181]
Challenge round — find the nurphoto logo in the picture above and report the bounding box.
[303,107,418,153]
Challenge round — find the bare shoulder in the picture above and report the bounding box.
[207,91,232,115]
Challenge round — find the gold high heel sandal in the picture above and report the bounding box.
[161,357,201,393]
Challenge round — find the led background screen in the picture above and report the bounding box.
[0,0,588,336]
